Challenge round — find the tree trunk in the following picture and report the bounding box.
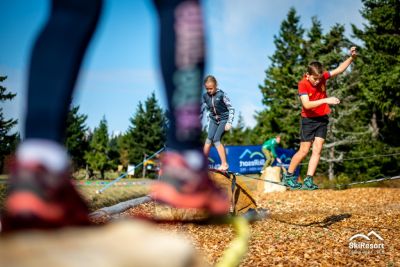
[142,154,147,178]
[328,146,335,181]
[371,112,379,138]
[85,164,91,180]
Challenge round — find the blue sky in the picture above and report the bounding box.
[0,0,365,136]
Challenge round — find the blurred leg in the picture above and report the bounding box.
[26,0,102,143]
[151,0,229,215]
[153,0,204,151]
[3,0,103,232]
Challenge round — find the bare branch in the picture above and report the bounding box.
[320,153,343,162]
[324,139,355,148]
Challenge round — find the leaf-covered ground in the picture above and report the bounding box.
[122,188,399,266]
[1,175,399,266]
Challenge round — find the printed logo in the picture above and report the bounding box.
[239,149,252,159]
[348,231,385,254]
[239,149,264,159]
[238,149,265,168]
[278,153,290,163]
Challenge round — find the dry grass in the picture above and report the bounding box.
[78,181,150,211]
[0,178,150,212]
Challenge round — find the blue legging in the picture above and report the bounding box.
[25,0,204,151]
[206,120,227,147]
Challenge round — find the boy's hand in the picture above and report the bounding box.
[325,97,340,105]
[350,46,357,58]
[225,123,232,131]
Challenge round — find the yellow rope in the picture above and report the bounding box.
[215,216,251,267]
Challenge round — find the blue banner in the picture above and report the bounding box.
[208,145,300,175]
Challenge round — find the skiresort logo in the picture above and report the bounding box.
[348,231,384,254]
[277,153,291,164]
[239,149,264,159]
[239,149,265,167]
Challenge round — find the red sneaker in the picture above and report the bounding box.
[1,160,90,233]
[150,151,230,215]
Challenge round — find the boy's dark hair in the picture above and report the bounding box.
[307,61,324,76]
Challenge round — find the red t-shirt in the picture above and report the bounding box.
[298,71,331,118]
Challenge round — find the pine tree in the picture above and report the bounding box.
[122,92,166,175]
[304,16,324,60]
[255,8,306,148]
[108,133,122,170]
[85,116,110,179]
[65,105,89,170]
[0,76,19,173]
[352,0,400,146]
[337,0,400,180]
[118,134,130,168]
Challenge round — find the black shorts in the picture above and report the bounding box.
[300,115,329,142]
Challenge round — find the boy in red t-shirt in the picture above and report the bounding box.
[283,47,357,190]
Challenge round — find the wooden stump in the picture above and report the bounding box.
[0,221,209,267]
[262,166,287,193]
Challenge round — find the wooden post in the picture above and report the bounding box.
[142,154,147,178]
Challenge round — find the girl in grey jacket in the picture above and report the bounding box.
[202,75,235,171]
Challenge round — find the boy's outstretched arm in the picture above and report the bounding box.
[330,46,357,78]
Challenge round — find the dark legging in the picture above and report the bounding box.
[154,0,204,150]
[25,0,102,142]
[25,0,204,152]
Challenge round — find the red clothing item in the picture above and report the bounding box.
[298,71,331,117]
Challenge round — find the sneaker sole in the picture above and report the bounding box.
[283,182,303,190]
[4,191,90,232]
[6,191,64,221]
